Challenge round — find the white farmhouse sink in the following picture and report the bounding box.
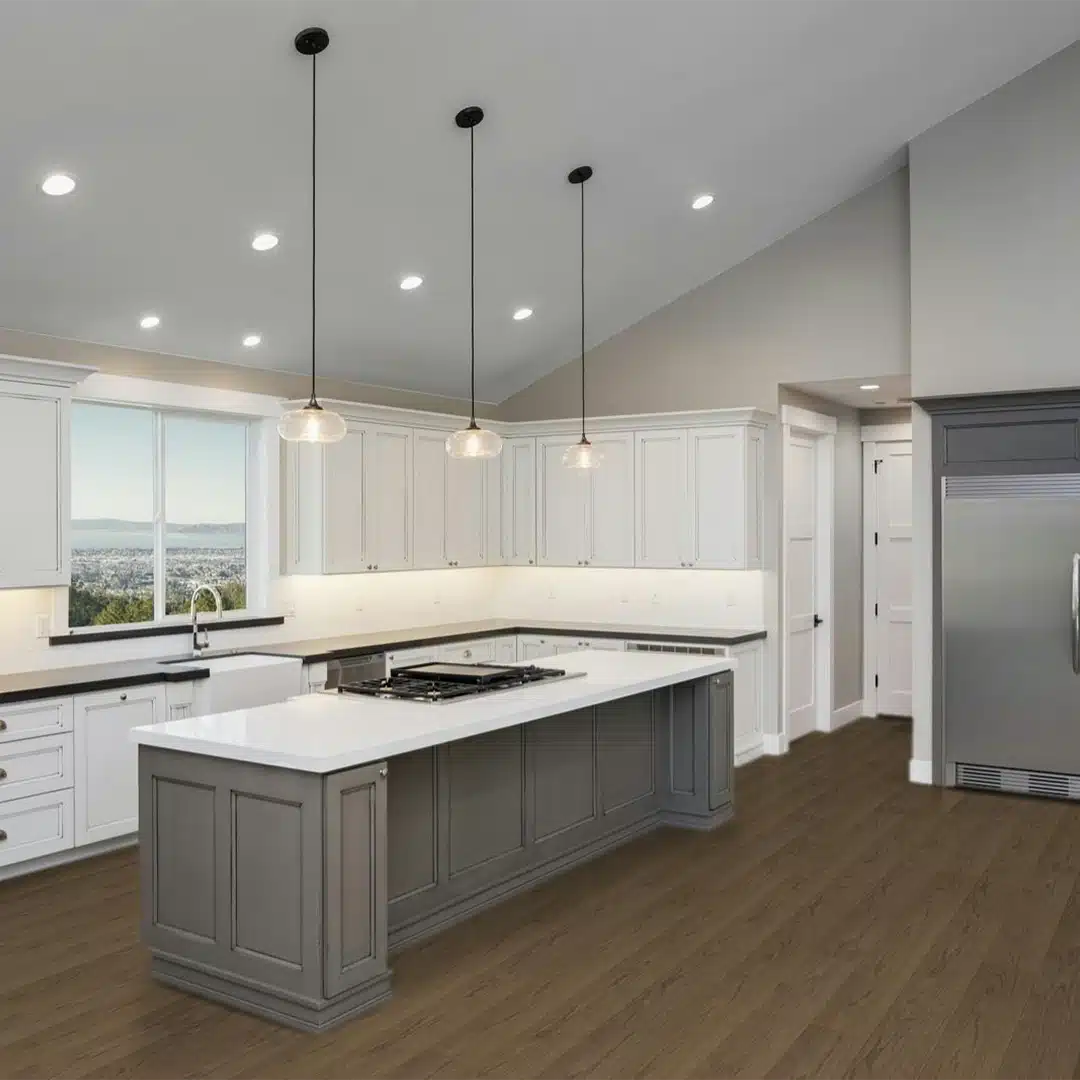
[170,654,305,716]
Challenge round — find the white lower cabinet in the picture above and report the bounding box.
[385,647,439,676]
[74,684,166,846]
[517,635,558,661]
[494,636,518,663]
[304,662,329,694]
[438,638,496,664]
[0,789,74,868]
[0,733,74,803]
[0,696,74,744]
[729,640,765,764]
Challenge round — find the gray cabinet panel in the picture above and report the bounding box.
[446,727,525,876]
[597,694,655,814]
[709,672,734,810]
[324,763,388,998]
[233,792,305,968]
[943,419,1077,466]
[669,684,698,795]
[387,748,437,902]
[528,709,596,842]
[153,778,216,941]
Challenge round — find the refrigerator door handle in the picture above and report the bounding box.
[1072,554,1080,675]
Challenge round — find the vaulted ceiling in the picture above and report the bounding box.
[2,0,1079,402]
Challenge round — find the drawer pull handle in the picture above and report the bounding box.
[0,768,6,780]
[0,830,7,842]
[0,720,6,732]
[379,767,388,778]
[120,693,127,702]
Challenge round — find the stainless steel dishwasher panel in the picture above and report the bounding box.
[326,653,387,690]
[943,474,1080,774]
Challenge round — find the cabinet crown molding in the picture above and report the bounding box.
[0,354,97,389]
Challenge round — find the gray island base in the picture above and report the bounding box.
[139,672,733,1031]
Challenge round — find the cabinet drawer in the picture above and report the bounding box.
[0,697,73,745]
[0,790,74,869]
[438,640,496,664]
[0,733,73,803]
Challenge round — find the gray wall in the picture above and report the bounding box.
[0,326,480,418]
[860,406,911,426]
[498,169,910,421]
[779,388,863,710]
[910,40,1080,398]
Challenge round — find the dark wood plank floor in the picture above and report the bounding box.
[4,717,1080,1079]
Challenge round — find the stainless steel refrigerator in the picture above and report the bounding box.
[944,473,1080,797]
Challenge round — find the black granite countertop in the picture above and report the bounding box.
[253,619,768,664]
[0,658,210,706]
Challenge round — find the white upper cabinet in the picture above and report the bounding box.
[445,455,487,567]
[586,434,635,566]
[411,430,449,568]
[636,422,765,570]
[289,420,414,574]
[322,423,368,574]
[365,426,412,571]
[635,431,688,568]
[0,358,91,590]
[500,438,536,566]
[537,438,588,566]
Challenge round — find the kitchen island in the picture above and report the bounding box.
[133,650,736,1031]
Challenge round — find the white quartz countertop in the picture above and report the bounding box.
[131,651,735,773]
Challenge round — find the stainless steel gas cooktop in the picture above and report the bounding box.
[337,662,579,703]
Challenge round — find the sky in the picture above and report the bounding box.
[71,403,247,524]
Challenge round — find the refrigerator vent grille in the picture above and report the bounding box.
[944,474,1080,499]
[956,762,1080,801]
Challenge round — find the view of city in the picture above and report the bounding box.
[69,521,246,626]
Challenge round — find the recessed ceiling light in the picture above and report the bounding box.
[860,383,881,391]
[513,307,533,321]
[691,193,714,210]
[242,333,261,348]
[400,274,423,291]
[139,314,160,330]
[251,232,279,252]
[41,172,76,196]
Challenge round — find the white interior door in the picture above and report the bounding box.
[874,441,913,716]
[785,432,819,741]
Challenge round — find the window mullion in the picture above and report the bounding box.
[153,411,166,620]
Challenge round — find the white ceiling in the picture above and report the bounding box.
[791,375,912,410]
[2,1,1079,403]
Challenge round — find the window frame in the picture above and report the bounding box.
[66,398,261,632]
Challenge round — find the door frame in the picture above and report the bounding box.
[779,406,836,746]
[861,422,913,715]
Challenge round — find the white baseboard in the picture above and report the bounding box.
[908,758,933,785]
[0,834,136,882]
[826,700,864,733]
[735,739,765,767]
[763,733,789,756]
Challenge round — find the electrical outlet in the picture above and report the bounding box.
[35,614,49,638]
[650,592,660,605]
[726,590,737,608]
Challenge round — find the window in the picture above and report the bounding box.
[70,403,249,628]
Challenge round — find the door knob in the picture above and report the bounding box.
[813,614,824,627]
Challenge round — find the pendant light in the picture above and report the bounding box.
[278,27,346,444]
[446,106,503,460]
[563,166,602,469]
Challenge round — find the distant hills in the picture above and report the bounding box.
[73,519,245,535]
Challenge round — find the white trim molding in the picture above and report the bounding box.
[861,422,913,443]
[827,700,865,733]
[909,758,933,785]
[0,353,95,388]
[735,740,765,768]
[780,404,838,436]
[763,732,789,756]
[79,372,282,419]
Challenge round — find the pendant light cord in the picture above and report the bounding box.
[309,50,318,406]
[579,178,586,442]
[469,124,477,427]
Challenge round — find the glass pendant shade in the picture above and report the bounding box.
[278,401,347,443]
[562,437,602,470]
[446,422,503,460]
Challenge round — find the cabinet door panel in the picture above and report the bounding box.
[501,438,536,565]
[446,456,486,567]
[412,431,449,568]
[597,694,655,813]
[588,434,634,566]
[635,431,687,568]
[688,428,743,568]
[323,425,367,574]
[538,439,587,566]
[529,710,596,842]
[75,686,164,845]
[0,393,63,585]
[366,426,412,570]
